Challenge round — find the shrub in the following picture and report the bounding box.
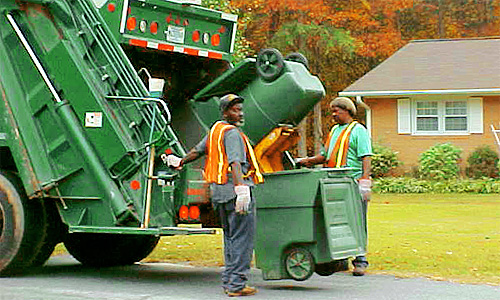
[418,143,462,180]
[371,144,400,178]
[373,177,500,193]
[466,145,499,179]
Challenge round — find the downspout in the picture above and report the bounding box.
[356,96,371,138]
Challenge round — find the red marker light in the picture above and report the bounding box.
[107,3,116,12]
[183,19,189,26]
[192,30,200,42]
[211,33,220,47]
[126,17,137,31]
[218,26,226,33]
[150,21,158,34]
[130,180,141,190]
[175,16,180,25]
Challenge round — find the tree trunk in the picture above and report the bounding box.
[313,102,322,154]
[438,0,445,38]
[298,118,307,157]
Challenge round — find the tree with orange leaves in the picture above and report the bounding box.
[206,0,500,154]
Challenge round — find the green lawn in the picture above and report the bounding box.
[53,193,500,285]
[367,193,500,285]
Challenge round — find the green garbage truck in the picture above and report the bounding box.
[0,0,211,275]
[0,0,366,280]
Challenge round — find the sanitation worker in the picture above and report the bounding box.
[296,96,372,276]
[173,93,264,296]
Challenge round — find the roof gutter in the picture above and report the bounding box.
[339,88,500,97]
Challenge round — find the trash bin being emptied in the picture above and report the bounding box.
[253,168,367,281]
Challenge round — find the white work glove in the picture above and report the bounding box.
[358,179,372,202]
[234,185,251,215]
[161,154,182,168]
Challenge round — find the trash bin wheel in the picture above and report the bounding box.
[285,52,309,70]
[256,48,285,82]
[315,259,349,276]
[284,246,315,281]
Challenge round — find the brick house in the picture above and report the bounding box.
[339,38,500,174]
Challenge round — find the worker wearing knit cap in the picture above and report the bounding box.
[296,96,372,276]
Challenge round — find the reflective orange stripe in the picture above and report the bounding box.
[325,121,358,168]
[204,122,264,184]
[240,134,264,184]
[205,121,233,184]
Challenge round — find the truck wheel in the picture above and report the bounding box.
[315,259,349,276]
[0,172,47,276]
[284,246,315,281]
[285,52,309,70]
[64,233,160,267]
[31,200,67,267]
[256,48,285,82]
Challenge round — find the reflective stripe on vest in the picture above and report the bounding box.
[240,134,264,184]
[325,121,358,168]
[205,121,264,184]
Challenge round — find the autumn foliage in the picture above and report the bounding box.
[204,0,500,153]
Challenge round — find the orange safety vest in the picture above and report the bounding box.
[204,121,264,185]
[324,121,358,168]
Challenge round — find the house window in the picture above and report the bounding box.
[398,97,483,135]
[416,101,438,131]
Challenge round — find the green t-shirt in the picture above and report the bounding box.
[321,122,373,179]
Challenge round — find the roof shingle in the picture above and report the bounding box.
[341,38,500,96]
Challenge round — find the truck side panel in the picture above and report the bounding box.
[0,0,182,228]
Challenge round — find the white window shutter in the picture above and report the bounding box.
[398,98,411,134]
[469,97,483,134]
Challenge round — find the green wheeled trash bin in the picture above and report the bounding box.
[253,168,367,281]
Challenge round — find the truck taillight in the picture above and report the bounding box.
[179,205,200,221]
[189,206,200,220]
[211,33,220,47]
[150,22,158,35]
[127,17,137,31]
[179,205,189,220]
[192,30,200,43]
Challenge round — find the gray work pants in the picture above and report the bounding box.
[353,199,369,267]
[214,197,256,292]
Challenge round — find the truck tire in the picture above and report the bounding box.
[256,48,285,82]
[31,200,67,267]
[64,233,160,267]
[0,172,47,276]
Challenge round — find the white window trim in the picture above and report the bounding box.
[397,96,483,136]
